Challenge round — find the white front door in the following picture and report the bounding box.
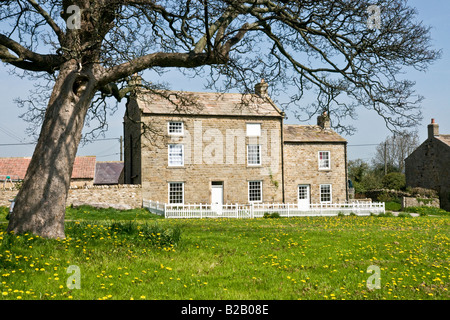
[298,185,310,211]
[211,183,223,215]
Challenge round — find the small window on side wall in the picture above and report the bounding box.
[168,121,183,135]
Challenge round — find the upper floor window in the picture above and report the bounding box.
[318,151,330,170]
[246,123,261,137]
[168,144,184,166]
[247,144,261,166]
[168,121,184,135]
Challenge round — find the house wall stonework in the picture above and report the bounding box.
[283,142,348,204]
[140,114,284,204]
[405,137,450,211]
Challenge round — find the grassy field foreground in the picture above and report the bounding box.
[0,206,449,300]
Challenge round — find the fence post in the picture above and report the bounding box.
[164,203,167,219]
[251,203,254,219]
[235,203,238,218]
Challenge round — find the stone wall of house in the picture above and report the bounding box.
[0,185,142,209]
[283,142,348,204]
[140,114,284,204]
[405,137,450,211]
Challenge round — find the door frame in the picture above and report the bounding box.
[211,181,224,215]
[298,184,311,211]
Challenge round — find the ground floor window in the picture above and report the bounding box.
[320,184,332,203]
[248,180,262,202]
[168,182,184,204]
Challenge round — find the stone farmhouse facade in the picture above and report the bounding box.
[405,119,450,211]
[124,80,348,207]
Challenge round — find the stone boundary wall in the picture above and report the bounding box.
[401,196,440,209]
[0,185,143,210]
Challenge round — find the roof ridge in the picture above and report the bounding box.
[134,90,284,117]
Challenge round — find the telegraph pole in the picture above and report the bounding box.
[384,141,387,175]
[119,136,123,161]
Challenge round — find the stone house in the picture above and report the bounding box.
[124,80,348,206]
[405,119,450,211]
[283,121,348,205]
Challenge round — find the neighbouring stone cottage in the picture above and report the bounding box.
[123,80,348,206]
[405,119,450,211]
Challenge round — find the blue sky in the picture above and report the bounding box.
[0,0,449,162]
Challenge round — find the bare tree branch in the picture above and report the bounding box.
[0,33,63,72]
[25,0,64,43]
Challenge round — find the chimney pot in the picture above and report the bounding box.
[428,118,439,138]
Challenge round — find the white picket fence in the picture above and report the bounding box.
[143,200,385,219]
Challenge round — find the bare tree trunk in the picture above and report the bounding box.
[7,60,96,239]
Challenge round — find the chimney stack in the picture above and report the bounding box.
[428,118,439,139]
[317,111,331,129]
[255,79,269,97]
[128,73,143,87]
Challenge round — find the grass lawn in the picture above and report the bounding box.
[0,205,449,300]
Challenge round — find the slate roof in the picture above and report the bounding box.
[135,90,284,118]
[94,162,124,185]
[436,134,450,147]
[283,124,347,143]
[0,156,96,180]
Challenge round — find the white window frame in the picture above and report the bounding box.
[168,182,184,204]
[247,144,262,166]
[320,184,332,203]
[168,121,184,135]
[248,180,263,203]
[246,123,261,137]
[168,144,184,167]
[318,151,331,170]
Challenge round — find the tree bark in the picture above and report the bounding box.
[7,60,97,239]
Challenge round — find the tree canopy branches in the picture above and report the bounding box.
[0,0,441,134]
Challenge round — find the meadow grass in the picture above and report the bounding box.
[0,206,449,300]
